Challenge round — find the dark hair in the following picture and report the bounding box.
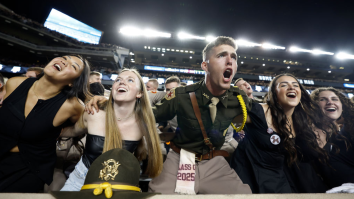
[234,78,244,86]
[180,82,187,86]
[165,76,180,85]
[0,73,4,85]
[90,82,105,96]
[311,87,354,144]
[0,73,4,92]
[203,36,237,61]
[265,73,336,165]
[38,55,92,102]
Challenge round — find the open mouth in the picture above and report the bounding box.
[53,64,61,71]
[325,107,336,112]
[118,88,128,93]
[286,92,296,98]
[223,68,232,79]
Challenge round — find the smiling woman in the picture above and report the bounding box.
[310,87,354,189]
[230,73,337,193]
[0,55,91,193]
[59,68,163,191]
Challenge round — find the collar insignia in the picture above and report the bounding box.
[203,93,210,100]
[99,159,121,181]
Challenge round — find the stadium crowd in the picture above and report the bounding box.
[1,36,354,197]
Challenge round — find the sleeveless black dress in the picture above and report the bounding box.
[231,102,328,193]
[82,134,140,169]
[0,78,67,192]
[230,102,292,193]
[316,129,354,189]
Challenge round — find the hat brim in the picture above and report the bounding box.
[50,190,158,199]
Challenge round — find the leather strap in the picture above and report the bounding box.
[170,142,229,161]
[189,92,213,150]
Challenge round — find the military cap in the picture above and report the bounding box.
[51,148,158,199]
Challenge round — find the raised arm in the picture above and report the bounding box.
[85,95,107,114]
[153,88,178,123]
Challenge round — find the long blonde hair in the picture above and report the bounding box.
[102,68,163,178]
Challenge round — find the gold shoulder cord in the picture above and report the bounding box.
[231,95,247,132]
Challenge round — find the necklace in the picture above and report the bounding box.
[33,81,61,100]
[117,111,135,121]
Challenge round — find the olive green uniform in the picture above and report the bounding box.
[149,80,252,194]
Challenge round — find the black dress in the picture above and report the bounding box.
[230,102,292,193]
[283,138,328,193]
[317,129,354,189]
[0,78,67,192]
[82,134,140,169]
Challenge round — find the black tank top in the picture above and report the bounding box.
[0,78,67,185]
[82,134,140,168]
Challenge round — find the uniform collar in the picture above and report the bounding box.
[201,81,228,108]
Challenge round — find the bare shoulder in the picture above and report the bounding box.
[65,97,85,112]
[4,77,28,99]
[260,103,269,112]
[86,109,106,120]
[5,77,28,91]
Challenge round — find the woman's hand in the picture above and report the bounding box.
[85,96,107,114]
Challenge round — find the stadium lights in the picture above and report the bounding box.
[328,71,331,73]
[335,52,354,60]
[178,32,205,40]
[312,49,334,55]
[120,27,171,38]
[236,39,262,47]
[307,68,310,71]
[262,43,285,50]
[206,36,217,42]
[289,46,334,55]
[262,64,265,66]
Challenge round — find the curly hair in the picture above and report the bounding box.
[311,87,354,144]
[265,73,336,165]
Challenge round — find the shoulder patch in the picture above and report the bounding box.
[164,88,176,100]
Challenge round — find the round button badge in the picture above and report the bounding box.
[270,134,281,145]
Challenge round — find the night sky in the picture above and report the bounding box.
[2,0,354,53]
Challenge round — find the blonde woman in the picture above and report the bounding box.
[60,69,163,191]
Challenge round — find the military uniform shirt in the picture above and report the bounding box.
[153,80,251,155]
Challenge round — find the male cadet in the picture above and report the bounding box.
[84,37,252,194]
[149,36,252,194]
[89,71,102,84]
[234,78,263,102]
[160,76,180,132]
[158,76,181,154]
[146,79,159,92]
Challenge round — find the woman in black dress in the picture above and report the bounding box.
[230,73,335,193]
[0,55,91,192]
[310,87,354,189]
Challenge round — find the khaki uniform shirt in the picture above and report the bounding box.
[153,80,251,155]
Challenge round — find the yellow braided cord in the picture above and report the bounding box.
[231,95,247,132]
[82,182,141,198]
